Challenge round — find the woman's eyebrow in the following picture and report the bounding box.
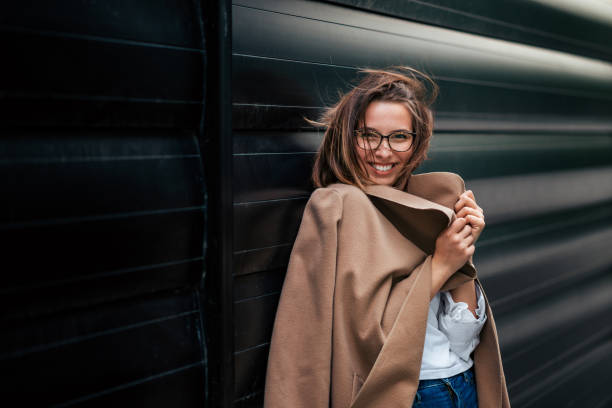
[364,127,415,133]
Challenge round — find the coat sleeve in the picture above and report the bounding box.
[264,188,343,408]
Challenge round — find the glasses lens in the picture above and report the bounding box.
[389,132,413,151]
[357,131,381,150]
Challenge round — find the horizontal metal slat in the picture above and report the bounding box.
[234,1,612,96]
[0,0,203,48]
[1,291,205,406]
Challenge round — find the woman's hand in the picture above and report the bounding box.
[454,190,485,243]
[430,217,475,298]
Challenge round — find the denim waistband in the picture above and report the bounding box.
[417,367,475,390]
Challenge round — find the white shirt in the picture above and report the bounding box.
[419,284,487,380]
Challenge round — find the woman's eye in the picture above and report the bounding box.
[364,133,379,140]
[391,133,409,140]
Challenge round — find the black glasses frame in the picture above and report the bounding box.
[355,128,416,152]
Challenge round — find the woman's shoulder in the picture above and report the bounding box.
[306,183,369,215]
[303,185,344,217]
[310,183,366,202]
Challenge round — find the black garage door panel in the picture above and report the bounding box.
[231,0,612,406]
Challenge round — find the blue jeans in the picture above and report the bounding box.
[412,367,478,408]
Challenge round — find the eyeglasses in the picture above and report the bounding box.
[355,128,416,152]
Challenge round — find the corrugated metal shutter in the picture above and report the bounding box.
[232,0,612,407]
[0,1,208,405]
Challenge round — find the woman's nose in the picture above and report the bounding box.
[375,138,393,156]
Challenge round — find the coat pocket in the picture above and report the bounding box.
[351,372,365,401]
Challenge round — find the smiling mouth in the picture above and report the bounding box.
[369,162,396,173]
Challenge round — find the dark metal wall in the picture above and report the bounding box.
[232,0,612,407]
[1,1,208,406]
[2,1,611,407]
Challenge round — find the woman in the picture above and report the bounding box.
[264,67,510,407]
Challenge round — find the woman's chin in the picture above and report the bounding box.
[367,170,399,186]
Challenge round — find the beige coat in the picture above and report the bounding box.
[264,172,510,407]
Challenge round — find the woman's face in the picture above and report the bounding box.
[355,100,414,186]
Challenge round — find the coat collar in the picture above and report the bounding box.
[362,171,463,255]
[361,172,476,279]
[363,184,453,255]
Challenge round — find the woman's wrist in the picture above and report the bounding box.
[430,255,453,298]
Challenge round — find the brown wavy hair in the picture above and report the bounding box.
[310,67,438,190]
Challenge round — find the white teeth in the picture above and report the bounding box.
[373,163,393,171]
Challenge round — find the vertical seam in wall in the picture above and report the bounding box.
[193,0,209,403]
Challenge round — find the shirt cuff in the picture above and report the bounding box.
[438,284,487,361]
[442,284,486,323]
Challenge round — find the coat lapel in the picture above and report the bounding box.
[364,181,477,282]
[364,184,453,255]
[350,256,434,407]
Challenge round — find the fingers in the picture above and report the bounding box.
[456,206,483,220]
[434,216,476,274]
[454,190,483,214]
[465,214,485,230]
[458,224,472,238]
[449,216,468,233]
[458,225,474,251]
[464,190,476,201]
[455,195,479,212]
